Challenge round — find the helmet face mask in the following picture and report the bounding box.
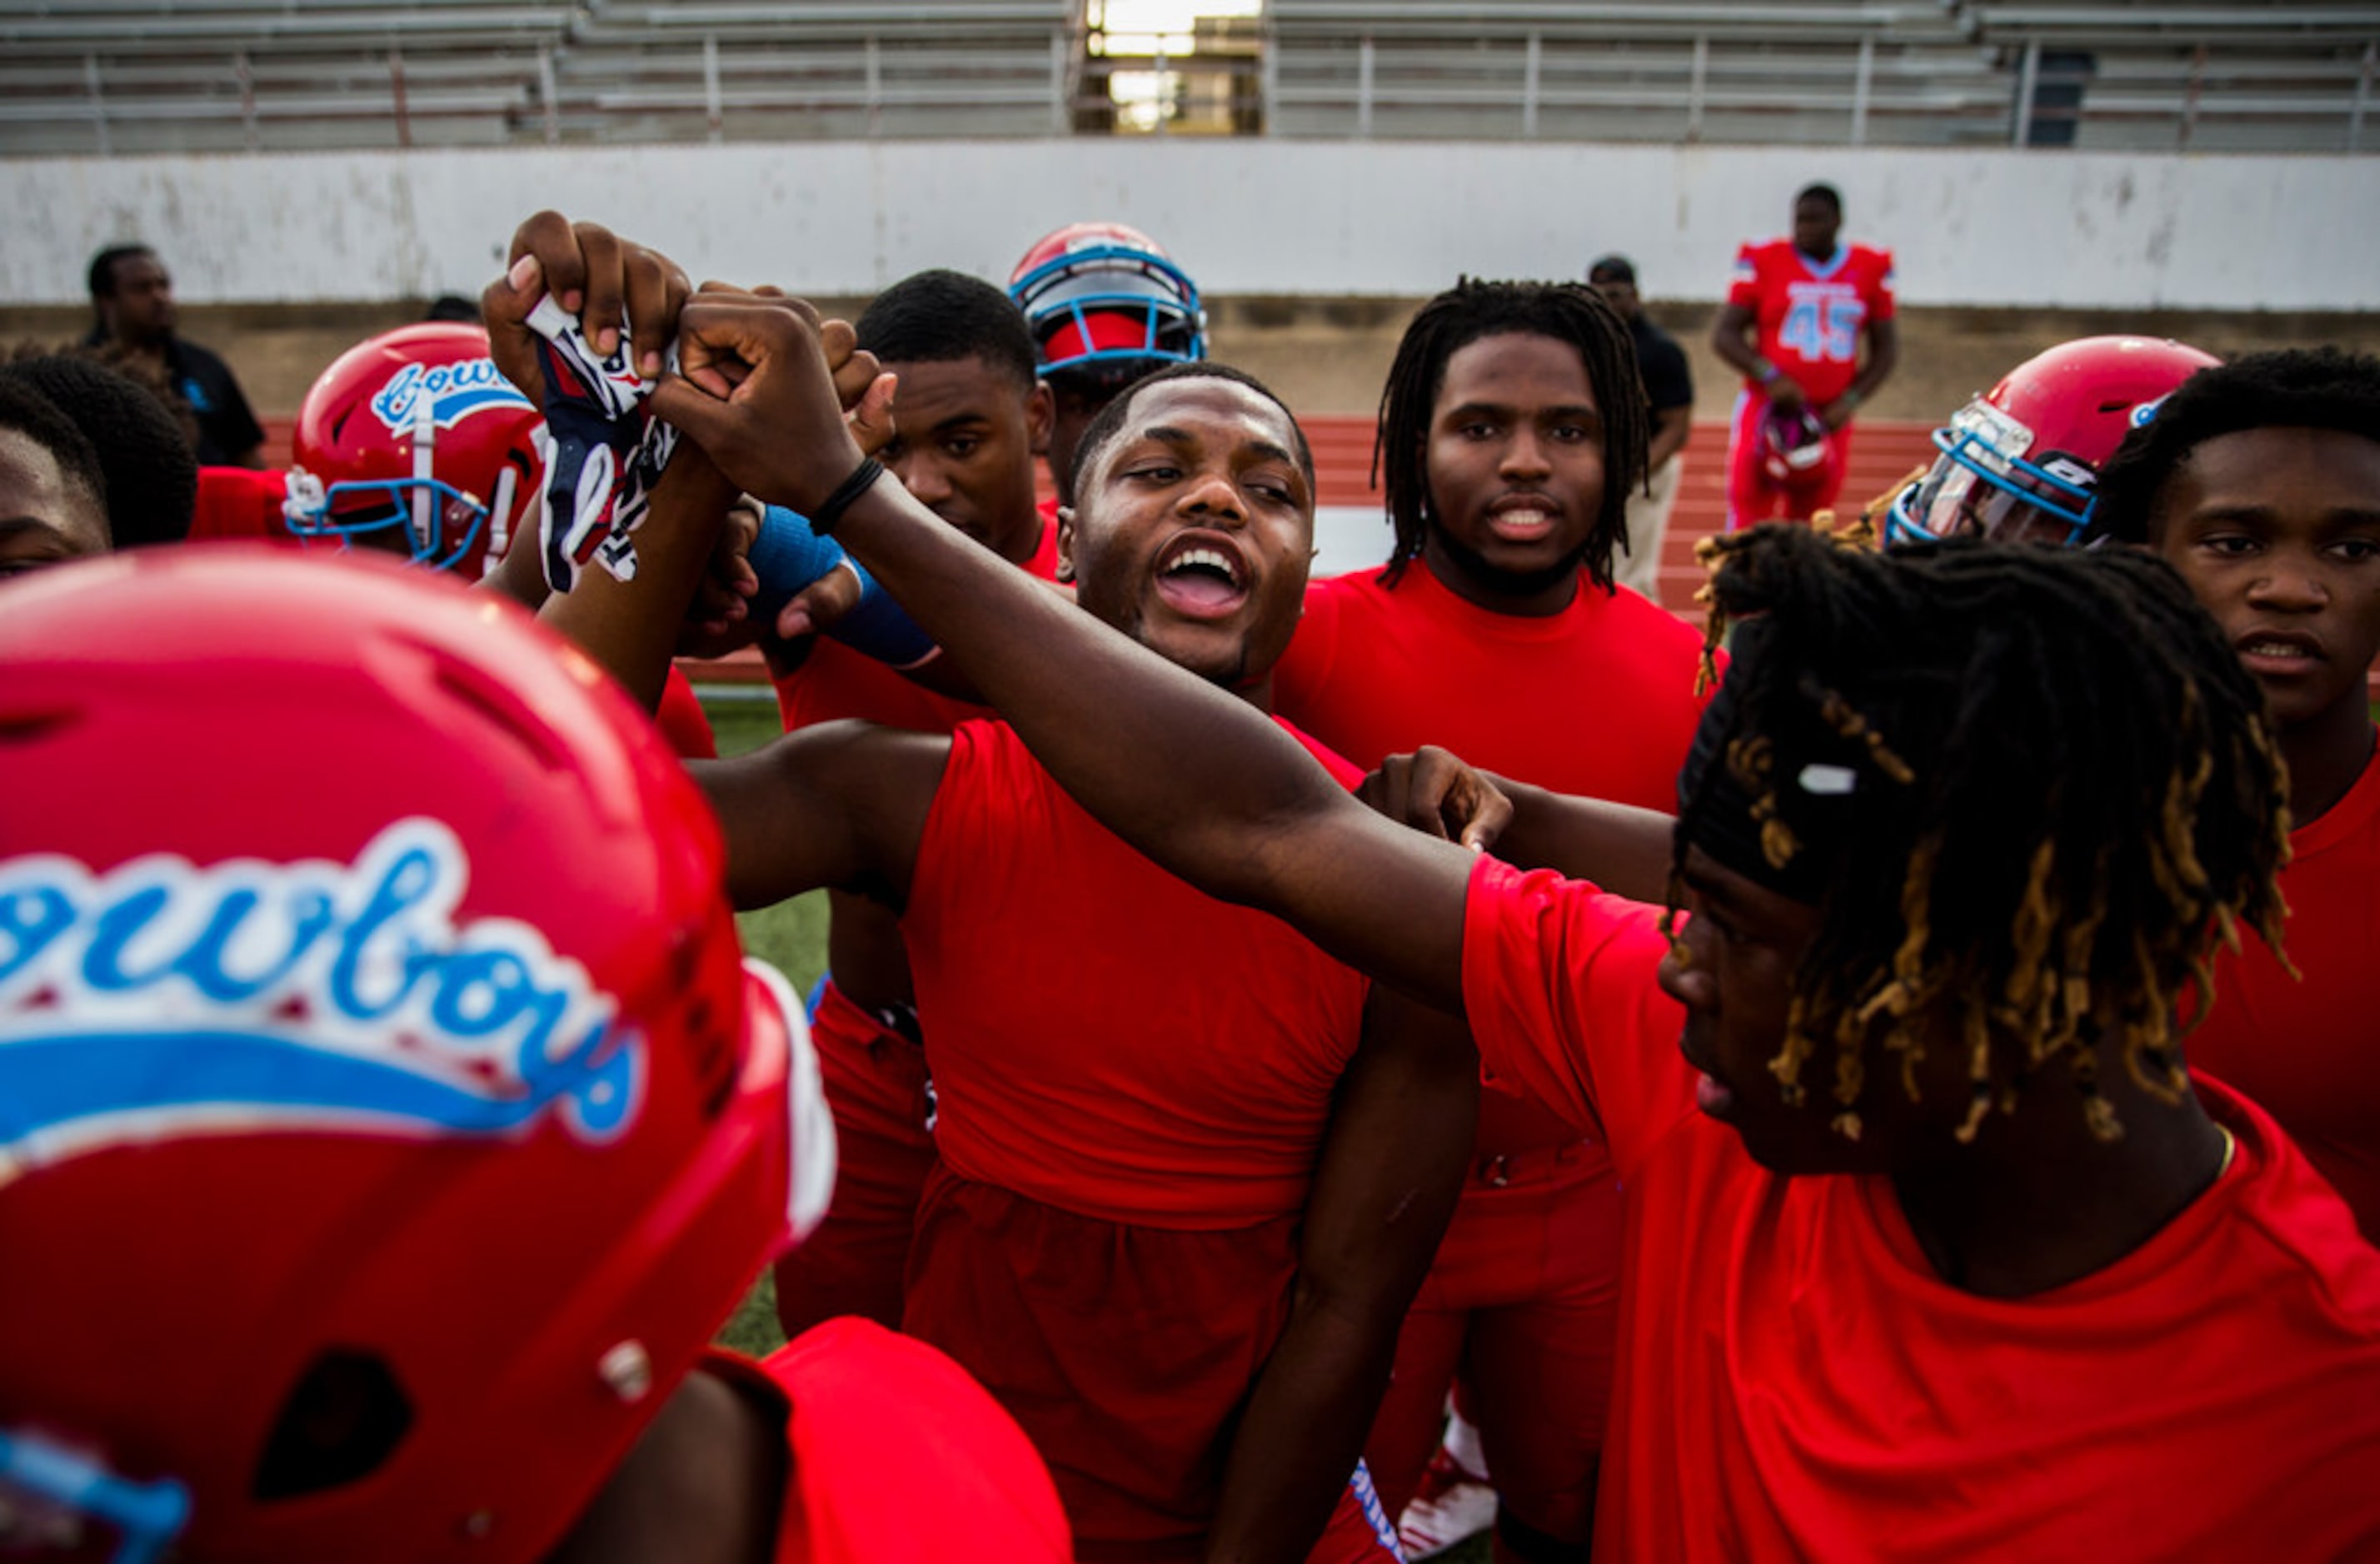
[283,468,502,572]
[1889,397,2099,546]
[1883,336,2221,548]
[1008,225,1207,381]
[283,325,543,580]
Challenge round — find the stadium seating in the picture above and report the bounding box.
[2,0,2370,153]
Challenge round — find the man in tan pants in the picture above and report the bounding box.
[1591,255,1693,600]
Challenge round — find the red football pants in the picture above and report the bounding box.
[1724,390,1854,530]
[773,979,936,1337]
[1362,1141,1622,1548]
[903,1167,1400,1563]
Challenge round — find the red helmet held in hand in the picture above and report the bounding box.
[1759,402,1834,491]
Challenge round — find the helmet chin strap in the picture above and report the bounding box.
[411,401,437,558]
[487,464,518,561]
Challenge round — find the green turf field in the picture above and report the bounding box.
[702,694,828,1359]
[701,690,1496,1563]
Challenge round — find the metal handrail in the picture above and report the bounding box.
[7,16,2373,155]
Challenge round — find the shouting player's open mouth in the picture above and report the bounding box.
[1151,530,1251,620]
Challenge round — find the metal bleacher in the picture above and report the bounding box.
[546,0,1078,143]
[1,0,2373,153]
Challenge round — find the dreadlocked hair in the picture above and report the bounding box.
[1678,524,2291,1145]
[1372,278,1650,590]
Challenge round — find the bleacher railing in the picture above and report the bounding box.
[2,5,2374,155]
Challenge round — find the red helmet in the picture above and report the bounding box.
[1885,335,2221,546]
[0,547,834,1563]
[285,324,544,579]
[1759,402,1833,488]
[1007,222,1206,386]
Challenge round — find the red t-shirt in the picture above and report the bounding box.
[1460,854,2380,1560]
[1272,560,1710,1155]
[703,1318,1071,1562]
[188,466,293,544]
[898,717,1373,1553]
[773,521,1061,737]
[656,664,718,760]
[1272,564,1709,812]
[2187,743,2380,1238]
[904,716,1370,1228]
[1727,238,1897,406]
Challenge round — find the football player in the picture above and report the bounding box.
[2089,347,2380,1241]
[492,219,1471,1564]
[717,268,2380,1550]
[0,545,1070,1564]
[1711,183,1897,530]
[1,353,198,549]
[0,376,111,578]
[761,269,1062,1341]
[1268,278,1712,1562]
[1008,221,1206,510]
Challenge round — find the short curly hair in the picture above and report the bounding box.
[2,353,198,545]
[0,377,108,543]
[2089,347,2380,545]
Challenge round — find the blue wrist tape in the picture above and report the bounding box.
[750,506,938,670]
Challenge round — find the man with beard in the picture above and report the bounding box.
[83,244,265,468]
[1266,279,1712,1561]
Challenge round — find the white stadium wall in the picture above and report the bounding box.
[7,140,2377,311]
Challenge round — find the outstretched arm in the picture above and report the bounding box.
[651,296,1479,1014]
[1361,746,1677,904]
[1205,986,1477,1564]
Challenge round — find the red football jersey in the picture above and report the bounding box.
[188,466,293,543]
[1273,562,1712,1158]
[655,664,718,760]
[2186,745,2380,1239]
[773,521,1062,736]
[1273,565,1709,810]
[905,716,1369,1226]
[898,716,1376,1554]
[704,1319,1071,1562]
[1459,854,2380,1560]
[1727,238,1897,407]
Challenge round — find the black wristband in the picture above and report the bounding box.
[809,456,886,537]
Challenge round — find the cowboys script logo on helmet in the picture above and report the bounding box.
[368,356,534,435]
[0,817,642,1175]
[0,549,831,1564]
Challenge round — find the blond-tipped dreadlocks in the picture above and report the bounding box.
[1672,523,2291,1144]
